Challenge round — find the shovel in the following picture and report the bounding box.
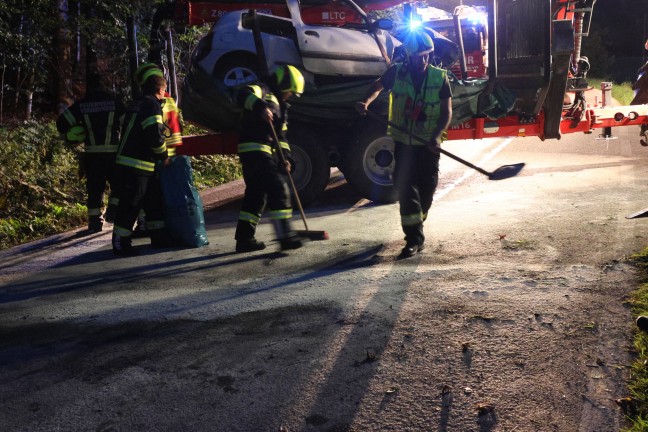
[268,121,329,241]
[366,110,525,180]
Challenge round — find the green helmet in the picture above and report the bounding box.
[135,63,164,86]
[275,65,305,95]
[66,125,87,143]
[403,31,434,57]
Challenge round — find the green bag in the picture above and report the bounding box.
[159,156,209,248]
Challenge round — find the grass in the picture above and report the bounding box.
[624,247,648,430]
[0,120,241,251]
[586,77,635,106]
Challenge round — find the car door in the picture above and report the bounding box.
[286,0,394,77]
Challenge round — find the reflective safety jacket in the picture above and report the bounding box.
[388,64,447,145]
[116,95,168,175]
[162,94,183,156]
[235,83,290,157]
[56,90,123,154]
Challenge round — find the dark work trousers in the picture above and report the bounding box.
[235,151,292,241]
[83,153,116,217]
[113,166,165,238]
[393,141,440,246]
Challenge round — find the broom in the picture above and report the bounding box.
[268,121,329,241]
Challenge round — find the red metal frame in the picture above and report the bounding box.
[177,105,648,157]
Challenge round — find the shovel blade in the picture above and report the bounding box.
[488,163,525,181]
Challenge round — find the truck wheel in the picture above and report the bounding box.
[214,56,259,87]
[341,118,397,203]
[287,129,330,206]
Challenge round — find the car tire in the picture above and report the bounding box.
[340,117,397,203]
[214,55,261,87]
[286,127,330,206]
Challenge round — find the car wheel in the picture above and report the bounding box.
[214,56,260,87]
[340,117,397,203]
[286,128,330,206]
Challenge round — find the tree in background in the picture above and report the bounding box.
[0,0,170,123]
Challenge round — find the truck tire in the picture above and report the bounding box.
[340,118,397,203]
[286,129,330,206]
[214,55,260,87]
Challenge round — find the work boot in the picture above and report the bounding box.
[112,234,138,256]
[236,239,267,253]
[398,242,425,259]
[279,235,304,251]
[88,216,103,233]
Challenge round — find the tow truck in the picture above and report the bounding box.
[139,0,648,204]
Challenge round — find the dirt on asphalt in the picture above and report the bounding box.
[1,126,647,431]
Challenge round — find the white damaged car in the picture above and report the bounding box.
[191,0,400,86]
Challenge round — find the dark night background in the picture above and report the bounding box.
[582,0,648,82]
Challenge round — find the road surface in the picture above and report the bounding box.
[1,125,648,431]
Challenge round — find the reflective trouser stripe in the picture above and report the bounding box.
[239,211,261,225]
[268,209,292,220]
[238,142,272,154]
[146,220,165,230]
[114,225,132,237]
[401,212,424,226]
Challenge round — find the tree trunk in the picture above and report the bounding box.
[54,0,73,112]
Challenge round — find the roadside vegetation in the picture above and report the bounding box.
[625,249,648,430]
[587,77,635,105]
[0,120,240,250]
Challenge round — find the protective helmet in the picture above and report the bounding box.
[274,65,305,95]
[66,125,87,143]
[403,31,434,57]
[135,62,164,86]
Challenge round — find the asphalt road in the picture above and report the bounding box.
[1,123,648,431]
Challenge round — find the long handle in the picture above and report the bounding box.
[365,110,492,177]
[268,121,310,231]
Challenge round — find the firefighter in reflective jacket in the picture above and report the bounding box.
[106,63,184,231]
[111,73,171,256]
[56,73,124,232]
[234,65,306,253]
[356,31,452,259]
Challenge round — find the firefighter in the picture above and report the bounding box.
[233,65,306,253]
[356,31,452,258]
[106,63,184,232]
[56,73,124,232]
[111,73,171,256]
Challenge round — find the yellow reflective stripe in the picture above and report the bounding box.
[167,146,176,157]
[87,207,102,216]
[401,212,424,226]
[116,155,155,171]
[105,111,115,146]
[265,93,279,106]
[83,114,96,146]
[146,220,165,230]
[141,114,163,129]
[63,109,76,126]
[114,225,133,237]
[238,142,272,154]
[84,145,118,153]
[165,133,182,146]
[239,211,261,224]
[268,209,292,220]
[279,141,290,151]
[119,115,137,153]
[152,143,167,155]
[244,93,259,110]
[281,123,288,133]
